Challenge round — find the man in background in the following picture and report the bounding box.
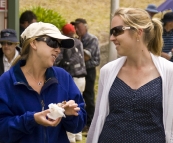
[161,12,173,62]
[55,23,87,143]
[71,18,100,133]
[145,4,158,18]
[19,10,37,35]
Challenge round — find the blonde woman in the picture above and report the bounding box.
[87,8,173,143]
[0,22,86,143]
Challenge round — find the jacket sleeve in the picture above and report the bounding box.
[86,69,104,143]
[61,74,87,133]
[0,88,37,143]
[85,37,100,67]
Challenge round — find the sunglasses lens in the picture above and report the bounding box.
[110,26,124,36]
[36,37,61,48]
[47,38,61,48]
[1,42,13,46]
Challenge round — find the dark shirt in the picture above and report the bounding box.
[162,29,173,62]
[55,38,87,77]
[81,33,100,69]
[20,25,25,35]
[98,77,165,143]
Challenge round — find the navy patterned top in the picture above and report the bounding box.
[98,77,165,143]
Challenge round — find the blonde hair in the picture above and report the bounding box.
[12,37,36,66]
[114,8,163,56]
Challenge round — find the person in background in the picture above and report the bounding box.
[0,22,86,143]
[55,23,87,143]
[145,4,158,18]
[161,12,173,62]
[0,29,20,76]
[20,10,37,35]
[87,7,173,143]
[71,18,100,133]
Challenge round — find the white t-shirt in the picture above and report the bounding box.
[3,49,19,72]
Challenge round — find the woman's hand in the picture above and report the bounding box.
[34,109,62,127]
[61,100,80,116]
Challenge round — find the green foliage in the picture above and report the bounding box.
[20,6,67,30]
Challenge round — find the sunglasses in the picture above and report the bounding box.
[110,26,132,37]
[0,42,13,46]
[35,37,61,48]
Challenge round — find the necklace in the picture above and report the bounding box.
[37,81,43,86]
[26,70,44,86]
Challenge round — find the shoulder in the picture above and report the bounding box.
[0,70,12,86]
[51,66,71,80]
[74,38,82,47]
[101,57,126,70]
[152,54,173,72]
[159,57,173,71]
[88,33,98,39]
[74,38,81,43]
[52,66,69,75]
[100,57,126,76]
[85,33,98,41]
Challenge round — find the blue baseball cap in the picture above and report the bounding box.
[0,29,18,43]
[145,4,158,13]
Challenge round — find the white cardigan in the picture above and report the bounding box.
[87,53,173,143]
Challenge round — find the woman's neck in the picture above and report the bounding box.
[125,50,152,69]
[22,60,46,80]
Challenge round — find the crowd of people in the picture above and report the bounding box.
[0,3,173,143]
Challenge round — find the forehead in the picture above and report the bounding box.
[75,23,86,28]
[111,16,124,28]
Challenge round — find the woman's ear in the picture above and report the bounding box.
[135,28,143,41]
[137,28,143,36]
[30,40,37,50]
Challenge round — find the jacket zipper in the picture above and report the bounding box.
[41,100,45,111]
[40,99,47,143]
[15,81,51,143]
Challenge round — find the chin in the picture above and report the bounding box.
[46,62,53,68]
[49,63,54,67]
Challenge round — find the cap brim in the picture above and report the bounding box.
[146,9,158,13]
[46,33,74,49]
[0,38,18,43]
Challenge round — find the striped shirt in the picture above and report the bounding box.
[81,33,100,69]
[162,29,173,61]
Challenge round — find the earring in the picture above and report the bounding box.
[137,39,139,42]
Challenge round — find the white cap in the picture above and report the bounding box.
[21,22,74,49]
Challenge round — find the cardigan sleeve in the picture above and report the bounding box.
[86,68,104,143]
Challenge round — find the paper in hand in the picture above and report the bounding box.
[47,103,65,120]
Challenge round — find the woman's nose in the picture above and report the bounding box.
[55,47,61,54]
[110,34,116,41]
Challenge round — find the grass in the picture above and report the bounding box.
[19,0,167,142]
[19,0,166,45]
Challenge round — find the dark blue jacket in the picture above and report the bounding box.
[0,60,86,143]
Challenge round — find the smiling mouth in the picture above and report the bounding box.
[115,44,120,47]
[52,55,57,61]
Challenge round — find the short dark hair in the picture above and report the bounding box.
[20,10,37,24]
[71,18,87,25]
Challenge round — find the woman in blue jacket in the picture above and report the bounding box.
[0,22,86,143]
